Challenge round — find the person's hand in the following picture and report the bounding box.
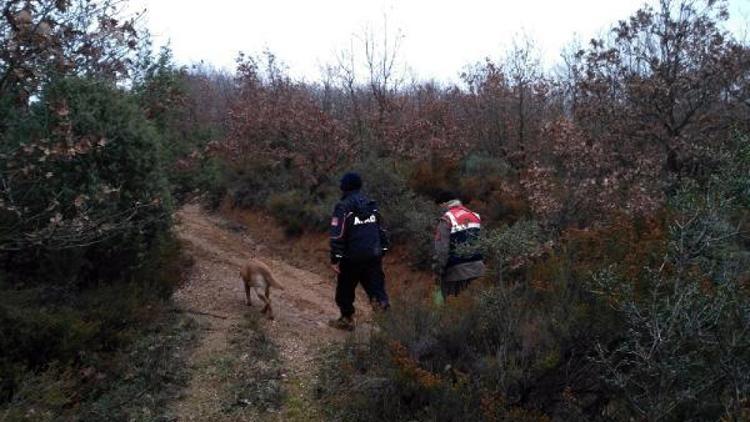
[431,261,442,275]
[331,263,340,274]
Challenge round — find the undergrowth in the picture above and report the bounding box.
[0,311,199,421]
[217,313,286,420]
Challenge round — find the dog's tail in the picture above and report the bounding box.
[260,266,285,290]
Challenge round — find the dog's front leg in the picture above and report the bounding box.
[264,286,274,320]
[244,281,252,306]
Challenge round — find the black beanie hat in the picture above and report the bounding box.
[340,172,363,192]
[435,189,459,204]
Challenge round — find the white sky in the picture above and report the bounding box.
[130,0,750,83]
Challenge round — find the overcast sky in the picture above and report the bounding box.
[130,0,750,83]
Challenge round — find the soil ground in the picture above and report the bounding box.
[168,204,376,421]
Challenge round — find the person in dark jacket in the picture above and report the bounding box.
[433,190,485,297]
[328,172,390,331]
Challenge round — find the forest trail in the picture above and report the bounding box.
[168,204,371,421]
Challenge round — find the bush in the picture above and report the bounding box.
[475,220,544,284]
[230,161,292,209]
[0,77,183,406]
[229,153,338,213]
[316,299,483,422]
[458,153,527,224]
[0,77,173,288]
[171,154,228,208]
[407,157,460,200]
[317,272,616,420]
[135,49,231,207]
[592,177,750,420]
[237,157,440,267]
[0,233,188,404]
[0,311,198,421]
[317,133,750,421]
[266,190,332,236]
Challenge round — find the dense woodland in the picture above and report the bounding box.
[1,0,749,420]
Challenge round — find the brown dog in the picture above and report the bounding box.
[240,259,284,319]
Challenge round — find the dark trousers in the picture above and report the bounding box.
[441,278,476,297]
[336,258,389,318]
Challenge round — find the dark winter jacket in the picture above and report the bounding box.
[330,191,389,264]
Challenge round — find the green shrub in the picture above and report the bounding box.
[229,156,439,265]
[1,312,198,421]
[317,271,615,421]
[407,158,460,200]
[0,233,187,403]
[460,153,514,180]
[171,155,229,208]
[230,160,297,209]
[0,76,186,404]
[474,220,544,284]
[254,157,440,260]
[592,175,750,421]
[135,50,231,208]
[458,153,522,220]
[266,190,331,236]
[0,77,173,289]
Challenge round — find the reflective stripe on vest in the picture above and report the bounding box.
[444,205,483,268]
[444,206,481,233]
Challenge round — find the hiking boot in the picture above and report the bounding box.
[328,316,355,331]
[371,300,390,313]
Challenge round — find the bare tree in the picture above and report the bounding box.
[333,37,364,133]
[556,37,585,116]
[0,0,143,107]
[577,0,746,177]
[508,35,541,142]
[362,14,406,119]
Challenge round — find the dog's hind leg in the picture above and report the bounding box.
[265,286,274,320]
[258,286,274,320]
[243,280,252,306]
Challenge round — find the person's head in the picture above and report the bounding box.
[339,172,363,193]
[435,189,460,207]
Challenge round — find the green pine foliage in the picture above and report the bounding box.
[0,76,185,410]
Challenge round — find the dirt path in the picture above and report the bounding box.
[169,204,371,421]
